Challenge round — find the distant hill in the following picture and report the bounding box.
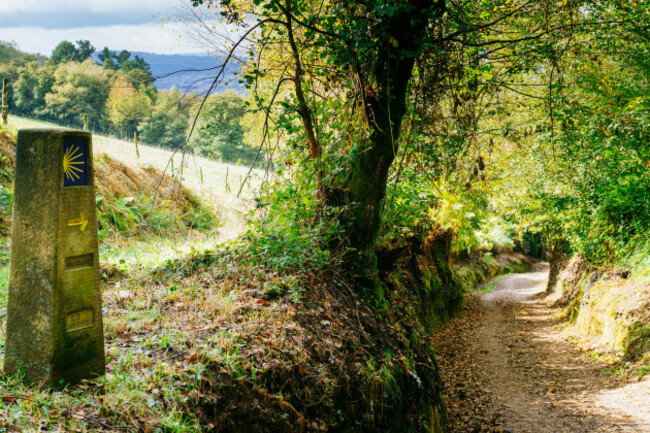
[0,40,47,65]
[93,51,245,94]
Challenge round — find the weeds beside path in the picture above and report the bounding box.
[432,263,650,433]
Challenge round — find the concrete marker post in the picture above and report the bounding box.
[4,129,105,387]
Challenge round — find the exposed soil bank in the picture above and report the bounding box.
[454,252,533,291]
[147,231,463,432]
[433,264,650,433]
[547,256,650,366]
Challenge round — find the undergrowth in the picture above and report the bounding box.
[97,194,214,241]
[0,129,217,240]
[0,213,454,431]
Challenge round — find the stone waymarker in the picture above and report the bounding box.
[4,129,105,387]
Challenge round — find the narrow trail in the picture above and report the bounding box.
[432,263,650,433]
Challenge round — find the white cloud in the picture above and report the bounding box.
[2,23,207,55]
[0,0,182,14]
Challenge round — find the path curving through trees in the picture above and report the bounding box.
[433,263,650,433]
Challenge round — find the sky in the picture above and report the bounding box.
[0,0,210,55]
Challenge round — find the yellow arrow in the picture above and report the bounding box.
[68,211,88,232]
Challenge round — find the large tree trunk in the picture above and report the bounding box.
[344,1,436,271]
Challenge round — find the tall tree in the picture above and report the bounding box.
[189,0,605,283]
[12,64,39,115]
[74,40,95,62]
[50,41,78,64]
[106,75,152,137]
[44,59,110,127]
[98,47,117,69]
[190,90,255,163]
[139,89,189,148]
[50,40,95,64]
[115,50,132,65]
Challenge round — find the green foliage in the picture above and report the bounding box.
[381,154,438,240]
[0,184,13,236]
[50,41,78,64]
[431,189,487,253]
[123,68,155,91]
[106,75,152,138]
[97,47,151,74]
[0,40,45,65]
[138,89,189,148]
[44,59,110,128]
[625,322,650,363]
[50,40,95,64]
[493,1,650,264]
[12,65,39,114]
[0,39,256,165]
[383,167,515,254]
[10,63,55,118]
[233,149,348,273]
[241,223,333,273]
[190,90,257,165]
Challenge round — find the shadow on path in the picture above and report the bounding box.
[433,263,650,433]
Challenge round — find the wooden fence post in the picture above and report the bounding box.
[134,131,140,159]
[2,78,8,124]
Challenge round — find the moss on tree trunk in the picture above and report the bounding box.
[342,1,437,282]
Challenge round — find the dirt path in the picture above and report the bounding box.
[432,263,650,433]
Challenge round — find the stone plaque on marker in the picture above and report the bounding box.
[4,129,105,387]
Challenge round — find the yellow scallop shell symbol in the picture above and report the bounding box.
[63,145,84,181]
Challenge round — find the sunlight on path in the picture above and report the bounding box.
[592,375,650,429]
[476,265,650,433]
[482,265,548,302]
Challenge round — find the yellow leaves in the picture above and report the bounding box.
[106,75,152,131]
[627,96,646,110]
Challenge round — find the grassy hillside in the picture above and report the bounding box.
[8,116,258,195]
[7,115,262,239]
[0,115,265,271]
